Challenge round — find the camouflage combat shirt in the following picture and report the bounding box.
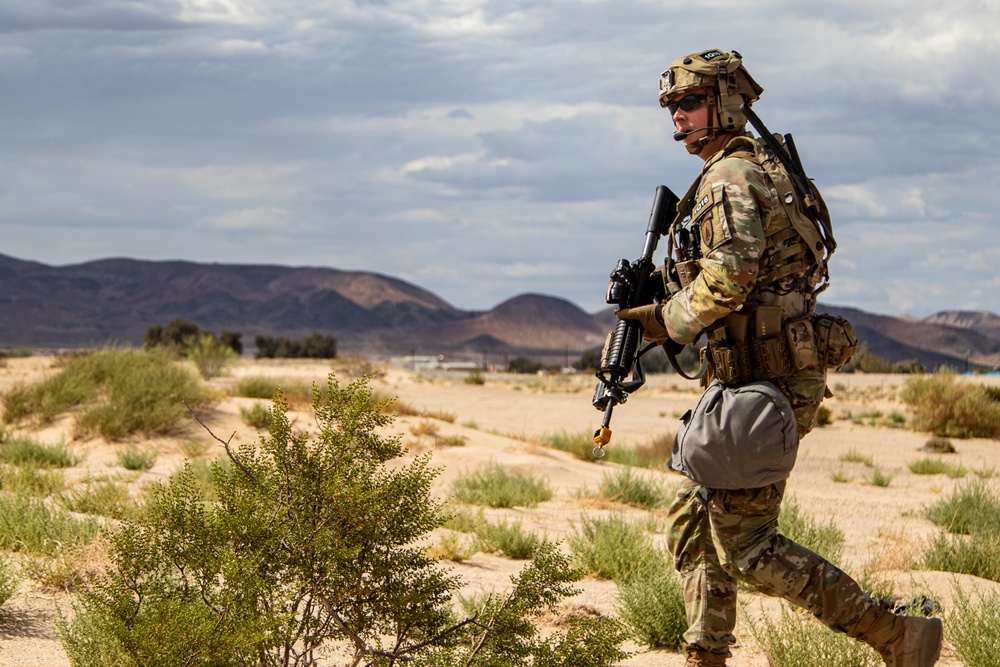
[662,134,828,434]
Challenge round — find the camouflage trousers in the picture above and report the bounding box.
[665,479,875,655]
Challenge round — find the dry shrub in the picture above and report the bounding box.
[866,525,920,572]
[632,431,675,468]
[901,372,1000,438]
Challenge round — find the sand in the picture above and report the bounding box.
[1,355,998,666]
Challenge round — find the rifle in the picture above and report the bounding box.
[591,185,679,457]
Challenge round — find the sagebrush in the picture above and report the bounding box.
[60,375,628,667]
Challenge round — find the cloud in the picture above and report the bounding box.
[0,0,997,318]
[206,207,290,230]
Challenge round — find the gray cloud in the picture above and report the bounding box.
[0,0,997,316]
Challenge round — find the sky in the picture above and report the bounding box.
[1,0,998,317]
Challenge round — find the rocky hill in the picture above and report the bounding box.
[0,254,606,360]
[1,253,997,370]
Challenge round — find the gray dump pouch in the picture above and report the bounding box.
[669,380,799,489]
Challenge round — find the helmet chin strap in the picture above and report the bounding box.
[685,94,721,155]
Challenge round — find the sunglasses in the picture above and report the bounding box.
[666,93,708,114]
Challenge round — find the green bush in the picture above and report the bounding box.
[598,467,672,510]
[892,359,926,374]
[60,478,139,521]
[472,518,543,560]
[253,333,337,359]
[948,583,1000,667]
[144,319,242,356]
[184,457,233,503]
[747,601,881,667]
[924,480,1000,536]
[866,469,894,487]
[229,376,325,410]
[451,462,553,508]
[0,554,19,608]
[901,371,1000,438]
[922,531,1000,582]
[0,493,100,555]
[2,348,211,440]
[0,437,78,468]
[186,332,238,379]
[568,513,664,584]
[920,481,1000,582]
[116,446,157,471]
[569,513,686,649]
[442,508,542,560]
[59,375,627,667]
[542,430,603,461]
[541,430,672,469]
[616,565,686,650]
[907,457,967,478]
[229,375,284,399]
[0,464,66,497]
[239,402,270,429]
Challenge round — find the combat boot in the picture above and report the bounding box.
[848,603,943,666]
[684,647,728,666]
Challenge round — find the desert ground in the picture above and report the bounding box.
[1,354,999,666]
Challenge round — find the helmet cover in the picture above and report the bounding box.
[659,49,764,131]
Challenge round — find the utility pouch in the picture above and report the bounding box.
[699,345,715,388]
[670,380,800,489]
[706,315,751,386]
[752,306,792,379]
[675,260,700,288]
[784,316,818,370]
[814,314,858,369]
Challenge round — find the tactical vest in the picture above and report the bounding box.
[673,135,855,385]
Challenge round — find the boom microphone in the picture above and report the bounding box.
[673,127,712,141]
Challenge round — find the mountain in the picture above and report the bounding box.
[818,305,1000,370]
[0,254,605,360]
[922,311,1000,344]
[1,253,997,369]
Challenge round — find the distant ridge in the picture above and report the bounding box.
[0,253,997,368]
[0,254,602,359]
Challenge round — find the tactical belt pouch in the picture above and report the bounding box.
[669,379,800,489]
[784,315,818,370]
[814,314,858,369]
[705,313,751,386]
[675,260,700,288]
[752,306,792,379]
[707,308,797,385]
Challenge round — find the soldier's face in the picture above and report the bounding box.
[669,88,710,138]
[669,87,728,159]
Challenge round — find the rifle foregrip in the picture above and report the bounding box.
[602,319,640,377]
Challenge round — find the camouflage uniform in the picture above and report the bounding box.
[661,134,878,657]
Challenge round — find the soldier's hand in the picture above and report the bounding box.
[616,304,670,344]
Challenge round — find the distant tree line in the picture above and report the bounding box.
[254,333,337,359]
[144,318,243,355]
[144,319,338,361]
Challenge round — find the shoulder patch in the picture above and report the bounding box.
[700,216,714,247]
[700,50,724,62]
[692,194,711,218]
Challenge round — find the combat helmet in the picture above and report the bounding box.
[660,49,763,133]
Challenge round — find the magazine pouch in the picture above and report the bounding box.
[669,380,799,489]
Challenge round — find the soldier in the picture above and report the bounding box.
[615,49,943,667]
